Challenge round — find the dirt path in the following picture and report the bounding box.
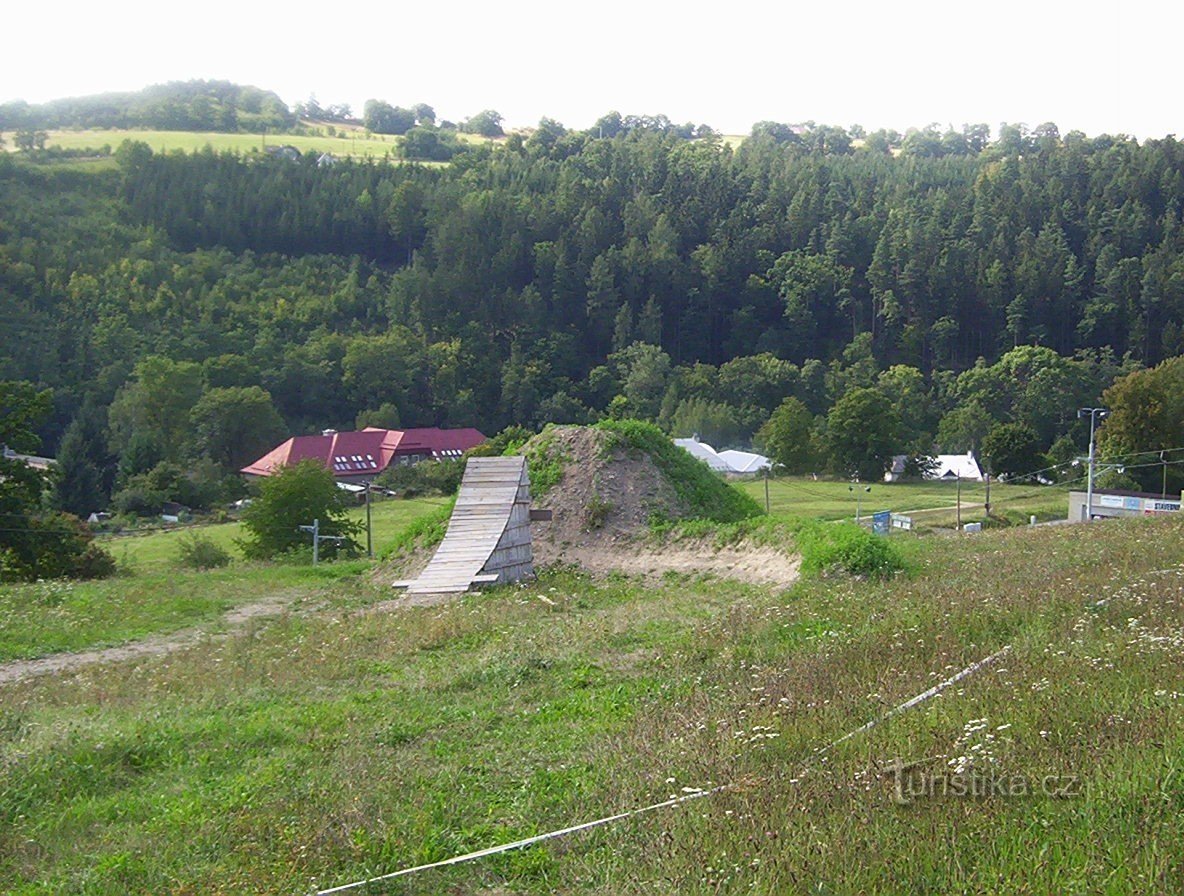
[557,541,801,587]
[0,592,295,688]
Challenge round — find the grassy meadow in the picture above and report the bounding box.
[739,474,1073,528]
[1,128,498,160]
[2,129,400,158]
[0,498,449,662]
[3,486,1183,892]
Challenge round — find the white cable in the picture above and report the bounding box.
[309,646,1009,895]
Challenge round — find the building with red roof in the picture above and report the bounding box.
[240,427,487,483]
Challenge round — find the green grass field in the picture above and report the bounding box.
[739,475,1072,528]
[2,128,403,158]
[3,493,1183,892]
[102,495,451,574]
[0,498,450,663]
[2,128,499,160]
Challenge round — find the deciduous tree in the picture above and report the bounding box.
[239,460,360,560]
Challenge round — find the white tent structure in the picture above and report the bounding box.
[718,449,772,474]
[674,436,771,475]
[673,437,731,472]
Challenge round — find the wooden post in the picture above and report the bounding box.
[956,476,961,529]
[365,483,373,559]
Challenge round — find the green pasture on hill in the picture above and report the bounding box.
[1,127,499,160]
[3,128,402,158]
[2,513,1183,893]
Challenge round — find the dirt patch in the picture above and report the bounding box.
[558,538,800,587]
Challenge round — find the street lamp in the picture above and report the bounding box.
[849,481,871,524]
[1077,407,1108,522]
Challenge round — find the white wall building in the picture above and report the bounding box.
[1068,489,1181,522]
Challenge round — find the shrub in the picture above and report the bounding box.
[794,521,904,579]
[376,458,464,497]
[239,460,361,560]
[175,533,232,570]
[0,512,115,582]
[521,427,567,496]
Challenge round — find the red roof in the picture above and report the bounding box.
[240,427,487,478]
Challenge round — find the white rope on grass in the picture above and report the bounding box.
[309,645,1010,895]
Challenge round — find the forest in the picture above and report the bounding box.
[4,115,1184,529]
[0,80,297,133]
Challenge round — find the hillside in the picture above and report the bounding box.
[2,505,1182,892]
[5,120,1184,527]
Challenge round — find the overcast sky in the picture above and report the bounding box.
[5,1,1178,140]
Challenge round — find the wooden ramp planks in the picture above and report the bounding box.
[394,456,532,594]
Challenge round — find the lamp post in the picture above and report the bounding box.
[1077,407,1108,522]
[849,481,871,524]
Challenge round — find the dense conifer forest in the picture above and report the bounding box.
[4,116,1184,515]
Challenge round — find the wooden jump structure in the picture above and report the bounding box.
[393,456,543,594]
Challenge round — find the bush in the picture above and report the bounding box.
[175,533,232,570]
[0,512,115,582]
[376,458,464,497]
[794,521,904,579]
[239,460,361,560]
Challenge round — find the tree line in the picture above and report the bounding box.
[0,80,296,133]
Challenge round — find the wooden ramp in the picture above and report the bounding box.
[393,456,534,594]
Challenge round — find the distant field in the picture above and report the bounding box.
[2,127,499,160]
[1,128,404,159]
[0,497,451,661]
[738,475,1073,527]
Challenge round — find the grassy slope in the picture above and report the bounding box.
[597,420,764,523]
[3,515,1183,893]
[1,128,498,160]
[2,129,402,158]
[0,498,449,662]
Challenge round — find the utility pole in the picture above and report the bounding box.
[984,469,991,519]
[364,481,374,559]
[1162,451,1169,499]
[1078,407,1108,522]
[764,465,770,514]
[850,481,871,524]
[956,474,962,529]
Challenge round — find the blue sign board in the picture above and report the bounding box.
[872,510,891,536]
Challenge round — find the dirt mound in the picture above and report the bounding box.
[522,425,797,587]
[525,425,685,552]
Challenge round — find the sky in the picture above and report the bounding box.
[4,1,1179,140]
